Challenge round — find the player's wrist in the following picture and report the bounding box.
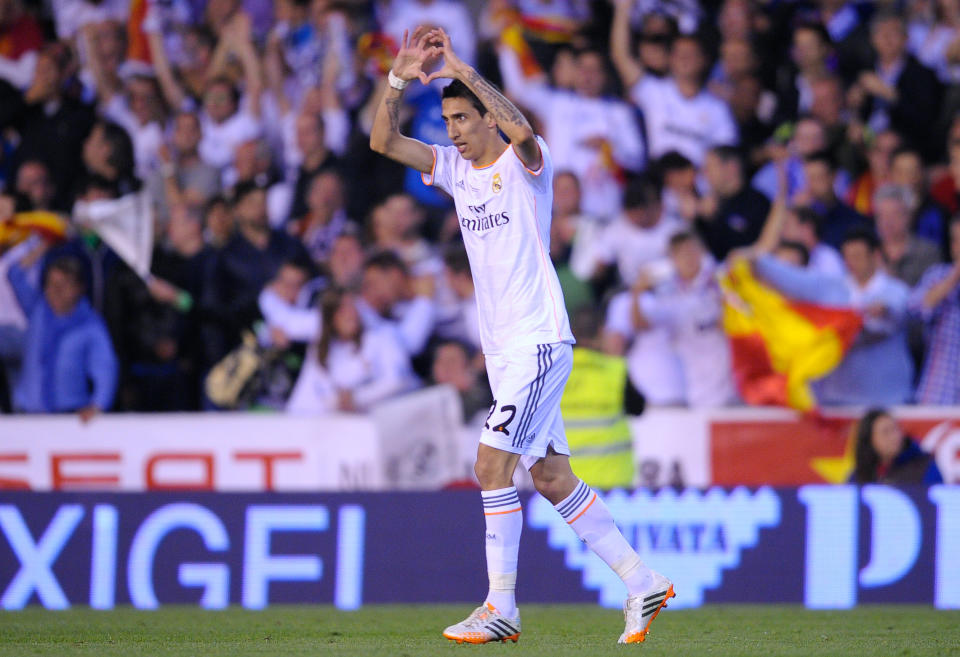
[387,69,410,90]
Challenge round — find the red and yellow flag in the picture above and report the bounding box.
[0,211,69,248]
[720,259,862,412]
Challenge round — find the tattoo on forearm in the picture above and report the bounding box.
[465,70,528,128]
[386,95,402,133]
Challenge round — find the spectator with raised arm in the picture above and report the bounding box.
[499,36,645,219]
[8,247,117,419]
[611,0,737,166]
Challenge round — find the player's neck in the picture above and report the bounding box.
[471,137,509,169]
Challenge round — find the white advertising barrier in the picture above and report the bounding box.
[370,384,465,489]
[0,413,385,491]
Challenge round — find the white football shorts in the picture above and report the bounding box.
[479,342,573,469]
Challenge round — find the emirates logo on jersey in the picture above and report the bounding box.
[492,173,503,194]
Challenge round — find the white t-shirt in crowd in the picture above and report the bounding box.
[499,49,645,219]
[591,213,682,286]
[630,75,738,165]
[604,290,685,405]
[102,94,163,178]
[199,109,262,170]
[424,137,575,354]
[286,326,417,414]
[640,264,736,407]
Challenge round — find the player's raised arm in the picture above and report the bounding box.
[369,27,438,174]
[424,28,541,171]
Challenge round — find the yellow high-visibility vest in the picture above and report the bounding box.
[562,348,635,489]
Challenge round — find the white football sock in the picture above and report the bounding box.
[554,479,653,595]
[481,486,522,617]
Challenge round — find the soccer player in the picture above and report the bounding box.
[370,26,674,645]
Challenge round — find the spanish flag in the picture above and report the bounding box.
[0,211,69,248]
[720,259,862,412]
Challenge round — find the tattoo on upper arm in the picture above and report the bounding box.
[466,70,527,128]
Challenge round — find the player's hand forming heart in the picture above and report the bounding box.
[391,26,442,82]
[420,27,468,83]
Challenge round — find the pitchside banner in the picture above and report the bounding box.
[1,487,957,611]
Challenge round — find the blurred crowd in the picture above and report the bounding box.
[1,0,959,419]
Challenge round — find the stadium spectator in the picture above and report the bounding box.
[753,228,914,406]
[1,43,95,210]
[104,203,214,411]
[203,181,313,362]
[202,195,234,248]
[612,0,737,166]
[846,128,901,217]
[852,408,943,484]
[258,257,321,347]
[848,10,943,161]
[888,145,949,251]
[327,229,365,289]
[434,245,480,352]
[752,116,828,202]
[149,111,222,225]
[286,287,416,413]
[358,251,436,359]
[689,145,770,261]
[14,160,56,211]
[8,249,117,419]
[909,216,960,405]
[369,193,440,276]
[549,171,596,315]
[499,41,645,219]
[796,150,869,249]
[772,22,835,124]
[874,184,941,287]
[430,339,492,422]
[288,169,353,265]
[780,206,846,277]
[602,286,686,409]
[285,106,344,221]
[630,231,736,407]
[590,175,681,290]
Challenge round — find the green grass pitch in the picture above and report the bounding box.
[1,604,958,657]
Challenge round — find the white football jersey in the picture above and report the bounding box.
[424,137,574,354]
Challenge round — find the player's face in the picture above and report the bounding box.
[442,98,494,163]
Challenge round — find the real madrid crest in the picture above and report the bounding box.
[492,172,502,194]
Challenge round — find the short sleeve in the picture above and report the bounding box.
[513,135,552,194]
[421,144,459,195]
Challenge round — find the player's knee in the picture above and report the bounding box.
[474,457,513,490]
[531,469,577,505]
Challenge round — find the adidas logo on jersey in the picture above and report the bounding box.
[456,179,466,190]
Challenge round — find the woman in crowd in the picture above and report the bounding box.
[286,286,416,413]
[852,408,943,484]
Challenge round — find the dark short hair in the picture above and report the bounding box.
[622,175,661,209]
[230,180,267,206]
[657,151,695,173]
[668,230,699,250]
[777,240,811,266]
[46,255,86,287]
[442,79,488,118]
[804,149,836,171]
[363,250,407,275]
[443,244,471,275]
[842,227,880,251]
[792,206,824,229]
[793,20,833,46]
[708,144,743,167]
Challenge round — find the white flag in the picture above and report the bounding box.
[73,191,154,279]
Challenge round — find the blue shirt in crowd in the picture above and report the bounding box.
[8,263,118,413]
[754,254,913,406]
